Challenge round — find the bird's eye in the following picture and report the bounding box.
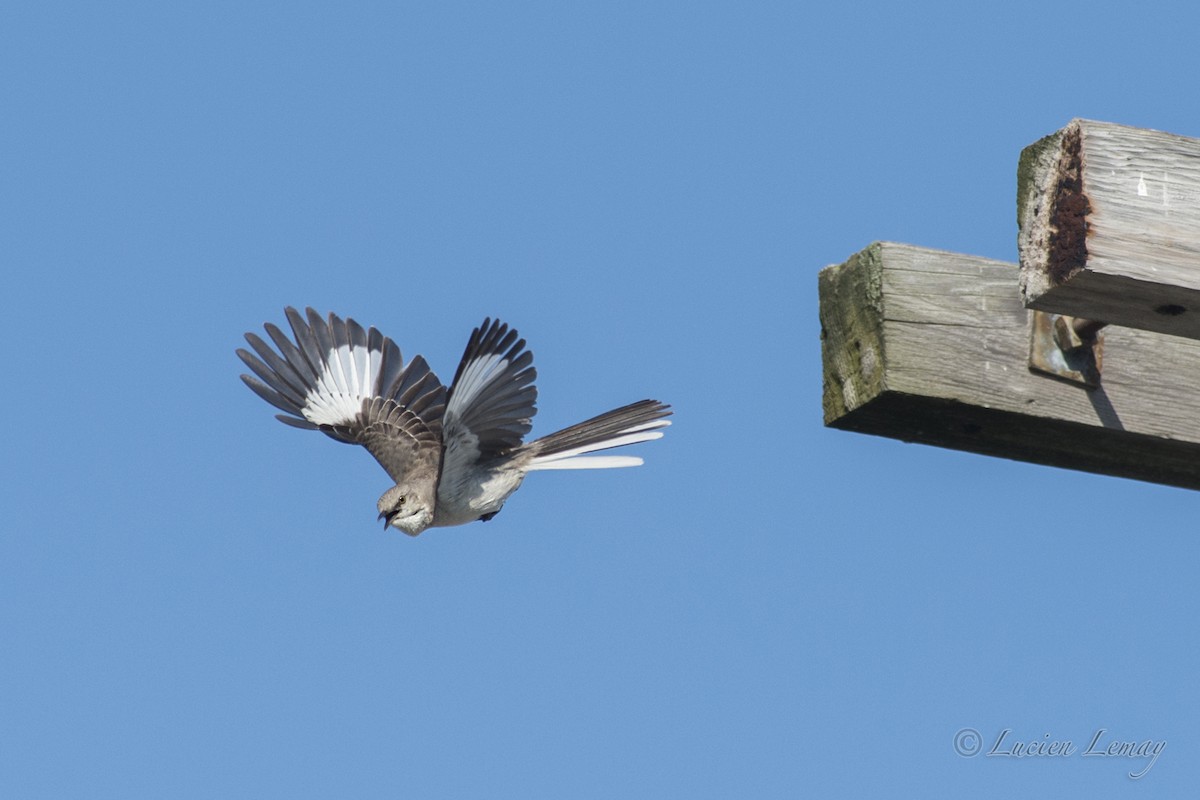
[397,496,406,506]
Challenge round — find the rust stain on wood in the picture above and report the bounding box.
[1048,124,1091,286]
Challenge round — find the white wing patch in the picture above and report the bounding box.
[445,352,510,424]
[302,341,377,426]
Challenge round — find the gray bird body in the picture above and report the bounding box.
[238,308,671,535]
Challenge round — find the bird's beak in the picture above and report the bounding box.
[378,510,389,530]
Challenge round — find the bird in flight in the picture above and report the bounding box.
[237,308,671,535]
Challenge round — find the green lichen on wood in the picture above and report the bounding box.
[1016,129,1062,228]
[818,243,887,425]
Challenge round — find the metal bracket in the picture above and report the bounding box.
[1029,310,1105,388]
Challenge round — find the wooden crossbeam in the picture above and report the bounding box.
[819,242,1200,490]
[1019,119,1200,339]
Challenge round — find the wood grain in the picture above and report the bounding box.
[820,242,1200,490]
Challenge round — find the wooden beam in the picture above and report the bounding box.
[820,242,1200,490]
[1018,118,1200,339]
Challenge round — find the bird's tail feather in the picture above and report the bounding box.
[525,399,671,470]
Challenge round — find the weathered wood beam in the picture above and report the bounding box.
[820,242,1200,490]
[1019,118,1200,339]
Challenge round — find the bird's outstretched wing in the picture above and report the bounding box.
[443,318,538,454]
[437,318,537,489]
[237,307,447,483]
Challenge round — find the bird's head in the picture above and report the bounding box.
[377,483,435,536]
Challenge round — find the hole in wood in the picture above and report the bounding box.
[1155,304,1187,316]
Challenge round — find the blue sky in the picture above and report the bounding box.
[4,1,1199,797]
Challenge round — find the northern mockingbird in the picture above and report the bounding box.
[238,308,671,535]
